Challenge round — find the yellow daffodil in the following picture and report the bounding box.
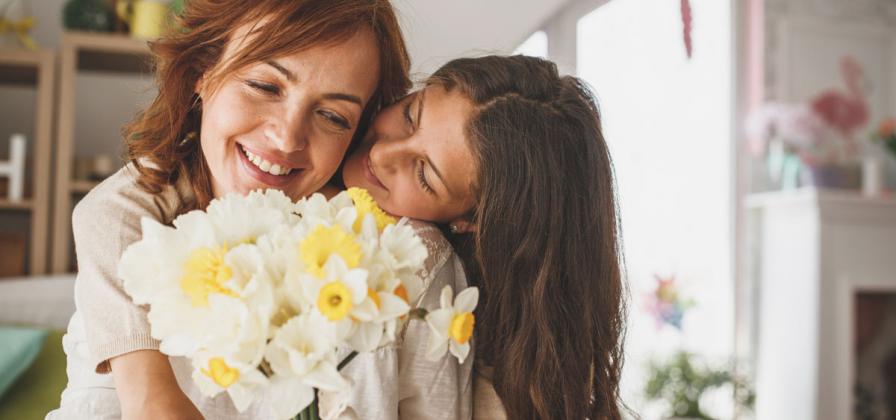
[203,357,240,387]
[299,224,362,278]
[347,187,396,232]
[180,246,238,307]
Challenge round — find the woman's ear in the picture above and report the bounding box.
[194,74,206,96]
[449,218,476,234]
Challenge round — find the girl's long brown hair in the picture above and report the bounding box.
[124,0,410,214]
[431,55,627,419]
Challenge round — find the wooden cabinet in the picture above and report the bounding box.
[0,49,54,275]
[50,32,151,273]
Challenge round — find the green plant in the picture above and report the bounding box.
[644,351,753,419]
[871,117,896,159]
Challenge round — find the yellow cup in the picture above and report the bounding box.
[116,0,169,39]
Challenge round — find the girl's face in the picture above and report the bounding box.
[342,85,477,224]
[199,26,380,200]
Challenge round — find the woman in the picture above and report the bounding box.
[339,55,627,419]
[50,1,472,419]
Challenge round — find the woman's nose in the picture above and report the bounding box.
[266,110,309,152]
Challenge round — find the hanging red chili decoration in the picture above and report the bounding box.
[681,0,693,59]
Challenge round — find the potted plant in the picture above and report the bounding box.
[644,351,754,420]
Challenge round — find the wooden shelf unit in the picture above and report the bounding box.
[0,199,35,211]
[0,49,54,275]
[51,32,152,273]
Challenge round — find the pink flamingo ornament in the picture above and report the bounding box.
[810,56,869,138]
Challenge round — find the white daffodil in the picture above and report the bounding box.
[298,256,374,334]
[378,223,428,273]
[294,192,355,234]
[206,191,294,246]
[425,286,479,363]
[189,295,271,412]
[191,352,269,413]
[262,313,346,418]
[344,263,411,351]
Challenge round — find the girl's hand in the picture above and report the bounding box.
[110,349,205,420]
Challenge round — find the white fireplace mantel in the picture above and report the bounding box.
[746,188,896,420]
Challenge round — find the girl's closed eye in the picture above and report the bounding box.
[417,160,434,194]
[403,100,414,127]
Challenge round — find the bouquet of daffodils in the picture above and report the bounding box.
[119,188,478,419]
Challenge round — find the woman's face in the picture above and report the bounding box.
[342,85,477,224]
[199,26,381,200]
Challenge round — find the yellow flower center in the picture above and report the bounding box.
[180,246,237,307]
[318,281,354,321]
[347,187,397,232]
[449,312,475,344]
[202,357,239,388]
[393,285,409,303]
[367,288,381,309]
[299,225,362,278]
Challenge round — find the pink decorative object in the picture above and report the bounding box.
[810,56,869,137]
[681,0,693,59]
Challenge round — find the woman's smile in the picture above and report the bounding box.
[235,143,303,188]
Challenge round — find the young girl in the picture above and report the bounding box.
[50,1,472,419]
[338,55,627,419]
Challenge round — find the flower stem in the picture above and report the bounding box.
[337,351,359,371]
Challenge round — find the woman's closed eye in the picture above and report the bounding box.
[245,79,280,95]
[318,109,351,130]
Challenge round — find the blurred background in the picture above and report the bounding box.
[1,0,895,419]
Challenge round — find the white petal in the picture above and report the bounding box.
[265,376,315,419]
[449,340,471,364]
[439,285,454,309]
[453,287,479,313]
[375,292,410,321]
[351,299,377,322]
[347,322,383,352]
[304,362,347,392]
[228,383,257,413]
[341,271,370,305]
[159,333,199,357]
[425,309,452,339]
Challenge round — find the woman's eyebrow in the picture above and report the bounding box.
[322,93,363,106]
[265,60,294,81]
[265,60,362,106]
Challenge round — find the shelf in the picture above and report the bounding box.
[70,180,99,194]
[0,199,33,211]
[0,49,52,86]
[62,31,153,74]
[745,187,896,209]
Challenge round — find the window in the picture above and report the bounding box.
[513,30,548,58]
[576,0,733,415]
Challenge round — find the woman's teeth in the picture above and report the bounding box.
[243,148,292,176]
